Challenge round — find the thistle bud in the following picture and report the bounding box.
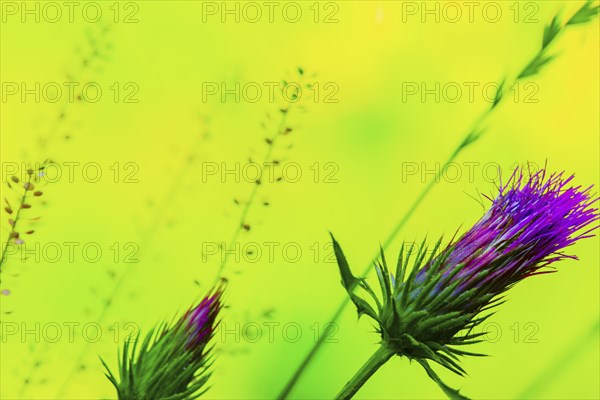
[102,288,223,400]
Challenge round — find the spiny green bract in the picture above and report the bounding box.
[101,290,222,400]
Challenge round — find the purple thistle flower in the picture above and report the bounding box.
[102,288,224,400]
[412,168,598,313]
[179,290,223,352]
[332,167,598,399]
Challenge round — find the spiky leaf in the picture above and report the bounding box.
[417,359,470,400]
[566,1,599,25]
[331,234,378,320]
[543,16,562,49]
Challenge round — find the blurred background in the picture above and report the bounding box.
[0,1,598,399]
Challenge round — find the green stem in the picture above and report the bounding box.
[335,344,395,400]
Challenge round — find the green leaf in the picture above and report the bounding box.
[413,239,444,308]
[425,263,468,312]
[394,241,416,299]
[375,247,393,305]
[491,79,505,108]
[331,233,359,291]
[100,356,120,393]
[415,311,462,333]
[359,278,383,315]
[518,51,556,79]
[543,15,562,49]
[417,359,470,400]
[404,335,466,376]
[444,346,488,358]
[566,1,599,25]
[457,128,485,152]
[449,331,488,346]
[394,243,406,289]
[330,233,379,320]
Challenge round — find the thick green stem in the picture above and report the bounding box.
[335,344,395,400]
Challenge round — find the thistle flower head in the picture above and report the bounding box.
[411,168,599,316]
[333,168,598,397]
[181,292,222,351]
[102,288,224,400]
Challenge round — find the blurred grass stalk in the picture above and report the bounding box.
[54,70,307,397]
[51,120,208,399]
[11,26,115,398]
[0,163,48,277]
[212,73,305,284]
[277,2,599,398]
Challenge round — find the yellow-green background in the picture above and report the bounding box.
[0,1,598,399]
